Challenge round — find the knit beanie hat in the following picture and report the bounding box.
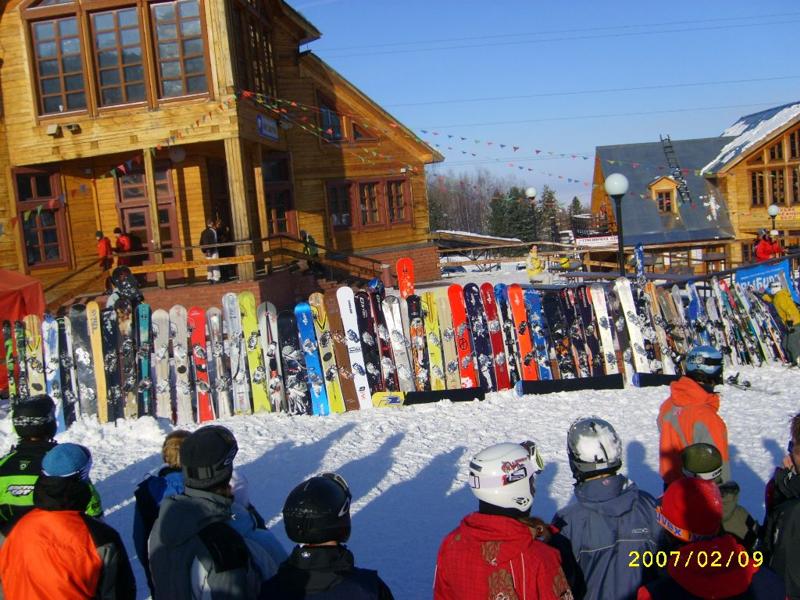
[12,395,57,440]
[681,443,723,483]
[42,443,93,481]
[180,426,238,490]
[657,477,722,542]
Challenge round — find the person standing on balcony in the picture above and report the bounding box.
[200,218,221,285]
[96,230,113,271]
[113,227,132,267]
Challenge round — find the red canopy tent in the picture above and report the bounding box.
[0,269,46,393]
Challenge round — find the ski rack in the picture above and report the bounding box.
[514,374,624,397]
[632,373,680,388]
[405,387,485,405]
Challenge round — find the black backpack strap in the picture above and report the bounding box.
[197,521,249,573]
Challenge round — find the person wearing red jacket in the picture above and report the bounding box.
[113,226,132,267]
[637,478,785,599]
[658,345,730,489]
[96,230,113,271]
[755,234,774,262]
[434,442,574,600]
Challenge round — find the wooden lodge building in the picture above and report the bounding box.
[0,0,442,309]
[591,100,800,274]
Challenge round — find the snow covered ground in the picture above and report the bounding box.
[1,364,795,599]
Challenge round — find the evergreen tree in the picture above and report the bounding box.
[539,185,559,243]
[569,196,583,217]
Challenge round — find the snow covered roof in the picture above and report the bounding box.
[701,100,800,174]
[433,230,522,243]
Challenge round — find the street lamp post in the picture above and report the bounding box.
[604,173,629,276]
[525,186,537,240]
[768,203,780,231]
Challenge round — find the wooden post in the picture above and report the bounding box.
[253,143,270,264]
[143,148,166,289]
[224,138,255,281]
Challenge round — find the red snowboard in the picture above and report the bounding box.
[480,282,511,390]
[508,284,539,381]
[447,284,478,388]
[188,306,215,422]
[396,257,415,299]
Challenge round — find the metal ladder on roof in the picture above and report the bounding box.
[660,135,693,205]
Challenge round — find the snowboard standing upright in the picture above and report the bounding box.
[263,302,287,412]
[355,291,384,393]
[136,303,152,416]
[337,287,372,409]
[86,302,108,422]
[151,309,172,420]
[323,291,361,410]
[613,278,651,375]
[309,293,346,413]
[422,291,446,390]
[100,308,122,421]
[541,291,577,379]
[239,292,271,413]
[208,307,232,419]
[407,294,430,392]
[3,321,17,405]
[188,306,214,422]
[23,315,45,396]
[169,304,193,424]
[480,283,510,390]
[222,292,251,414]
[447,284,478,388]
[367,279,399,391]
[69,305,96,417]
[396,257,415,299]
[116,298,139,419]
[381,295,415,393]
[494,284,521,386]
[41,314,61,412]
[435,288,460,390]
[522,289,553,381]
[464,283,496,392]
[56,316,77,427]
[13,321,28,403]
[295,302,330,416]
[587,285,620,376]
[509,284,539,381]
[277,310,312,415]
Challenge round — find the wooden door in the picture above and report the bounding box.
[120,205,181,281]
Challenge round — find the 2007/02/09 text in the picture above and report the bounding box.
[628,550,763,569]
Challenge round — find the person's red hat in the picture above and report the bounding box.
[656,478,722,542]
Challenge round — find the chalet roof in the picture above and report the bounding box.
[701,100,800,174]
[596,137,736,246]
[278,1,322,45]
[300,52,443,164]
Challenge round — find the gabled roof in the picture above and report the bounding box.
[596,137,735,246]
[701,100,800,174]
[299,52,443,164]
[647,175,677,189]
[277,0,321,45]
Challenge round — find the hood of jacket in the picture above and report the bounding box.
[33,475,91,512]
[668,377,720,409]
[457,512,536,565]
[278,544,358,594]
[667,534,756,598]
[574,474,640,517]
[153,487,232,546]
[776,467,800,499]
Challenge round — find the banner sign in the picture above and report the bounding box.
[256,114,279,141]
[734,259,799,303]
[575,235,618,248]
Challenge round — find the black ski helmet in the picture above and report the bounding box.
[283,472,352,544]
[12,395,57,440]
[180,425,238,490]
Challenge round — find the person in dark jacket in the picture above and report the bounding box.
[0,443,136,599]
[552,417,662,600]
[638,478,784,600]
[261,472,393,599]
[434,442,574,600]
[133,429,190,595]
[200,218,221,284]
[680,443,760,552]
[762,412,800,598]
[0,395,102,523]
[148,425,281,599]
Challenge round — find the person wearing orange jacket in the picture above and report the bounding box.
[0,443,135,599]
[658,345,730,489]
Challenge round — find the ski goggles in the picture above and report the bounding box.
[655,507,715,543]
[519,440,545,474]
[687,355,723,367]
[681,465,723,482]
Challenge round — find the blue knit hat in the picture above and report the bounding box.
[42,443,93,481]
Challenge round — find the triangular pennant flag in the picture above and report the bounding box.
[632,163,639,169]
[23,210,32,221]
[36,204,43,216]
[47,198,59,210]
[499,144,506,149]
[513,146,519,152]
[9,216,18,228]
[420,129,428,134]
[535,149,541,154]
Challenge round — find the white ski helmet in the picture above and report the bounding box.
[567,417,622,481]
[468,442,538,511]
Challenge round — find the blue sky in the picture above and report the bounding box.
[286,0,800,204]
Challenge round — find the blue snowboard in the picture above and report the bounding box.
[464,283,496,392]
[523,289,553,380]
[295,302,330,416]
[136,303,152,416]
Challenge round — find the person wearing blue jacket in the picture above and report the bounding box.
[133,429,191,594]
[552,417,663,600]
